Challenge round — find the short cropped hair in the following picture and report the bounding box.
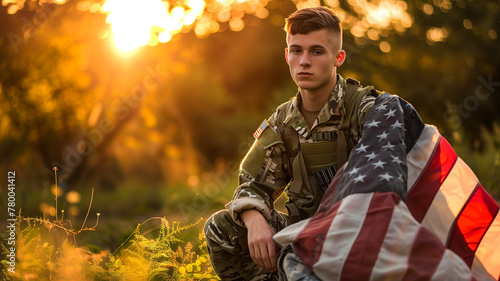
[285,7,342,50]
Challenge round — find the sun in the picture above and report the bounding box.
[102,0,205,52]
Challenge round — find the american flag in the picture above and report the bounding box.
[274,93,500,280]
[254,119,269,139]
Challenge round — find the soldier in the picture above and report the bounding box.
[204,6,380,281]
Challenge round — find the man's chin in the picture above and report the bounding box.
[296,81,316,90]
[297,86,318,92]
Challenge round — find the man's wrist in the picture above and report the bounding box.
[241,209,265,228]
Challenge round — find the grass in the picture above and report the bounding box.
[1,168,228,281]
[1,213,219,280]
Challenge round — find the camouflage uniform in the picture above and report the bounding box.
[204,209,288,281]
[204,75,378,280]
[281,252,320,281]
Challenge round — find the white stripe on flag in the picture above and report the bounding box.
[406,125,440,191]
[471,210,500,280]
[314,193,373,281]
[369,202,418,281]
[273,218,310,247]
[421,157,479,245]
[431,249,473,281]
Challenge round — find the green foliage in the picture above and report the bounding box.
[1,215,87,280]
[449,123,500,199]
[2,216,219,281]
[99,217,219,281]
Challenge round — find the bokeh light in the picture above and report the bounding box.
[426,27,448,43]
[66,190,82,204]
[379,41,391,53]
[2,0,420,52]
[51,184,64,196]
[98,0,414,51]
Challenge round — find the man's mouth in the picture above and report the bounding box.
[298,72,313,76]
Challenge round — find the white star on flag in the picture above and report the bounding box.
[397,173,405,183]
[364,152,377,161]
[384,109,396,119]
[382,142,396,150]
[377,131,388,142]
[372,160,386,169]
[375,104,387,111]
[347,166,360,177]
[355,143,369,154]
[353,174,366,183]
[366,120,380,128]
[391,155,403,165]
[391,120,403,129]
[379,173,394,181]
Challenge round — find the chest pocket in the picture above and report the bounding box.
[300,141,337,175]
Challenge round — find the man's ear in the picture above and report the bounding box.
[285,48,289,65]
[335,50,346,67]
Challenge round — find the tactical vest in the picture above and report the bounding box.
[276,78,379,223]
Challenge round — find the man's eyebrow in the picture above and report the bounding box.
[310,44,327,49]
[289,44,327,49]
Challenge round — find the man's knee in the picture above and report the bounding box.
[204,209,249,253]
[204,209,230,241]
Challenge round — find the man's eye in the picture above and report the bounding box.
[291,49,302,54]
[312,50,323,55]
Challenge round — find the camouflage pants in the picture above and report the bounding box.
[204,209,289,281]
[281,252,320,281]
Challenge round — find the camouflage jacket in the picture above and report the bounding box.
[226,75,378,226]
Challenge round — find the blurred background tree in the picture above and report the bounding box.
[0,0,499,242]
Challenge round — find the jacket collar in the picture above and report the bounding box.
[284,74,346,136]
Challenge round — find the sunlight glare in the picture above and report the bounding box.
[102,0,210,52]
[99,0,276,51]
[349,0,413,39]
[366,2,404,28]
[187,0,206,13]
[183,11,198,25]
[158,31,172,43]
[216,0,233,6]
[103,0,169,52]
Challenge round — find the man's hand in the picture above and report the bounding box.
[241,209,278,272]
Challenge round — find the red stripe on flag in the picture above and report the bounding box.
[253,128,262,139]
[294,199,342,268]
[447,183,499,267]
[339,192,400,280]
[403,227,446,280]
[407,136,457,222]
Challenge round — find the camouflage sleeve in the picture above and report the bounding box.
[357,91,378,134]
[225,114,290,227]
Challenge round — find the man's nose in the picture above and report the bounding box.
[300,53,311,67]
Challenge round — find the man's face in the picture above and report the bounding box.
[285,29,344,94]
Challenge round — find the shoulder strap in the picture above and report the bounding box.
[337,79,379,169]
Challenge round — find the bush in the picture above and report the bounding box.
[2,214,218,281]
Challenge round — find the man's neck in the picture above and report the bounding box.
[299,103,321,129]
[299,75,337,115]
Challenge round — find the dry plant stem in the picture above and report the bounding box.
[81,187,94,231]
[53,167,59,221]
[110,217,165,257]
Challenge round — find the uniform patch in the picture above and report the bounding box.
[253,119,269,139]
